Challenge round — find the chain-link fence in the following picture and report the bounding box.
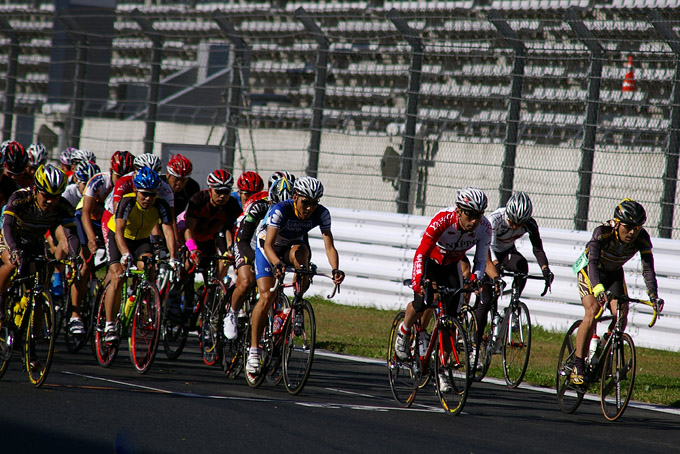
[2,1,680,237]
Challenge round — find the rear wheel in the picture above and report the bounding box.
[502,302,532,388]
[93,283,118,368]
[283,299,316,395]
[200,281,227,367]
[129,283,162,374]
[474,309,493,382]
[600,333,636,421]
[435,316,469,415]
[458,304,478,385]
[556,320,585,414]
[162,282,189,360]
[25,291,56,387]
[386,311,418,407]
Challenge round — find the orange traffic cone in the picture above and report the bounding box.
[622,55,636,93]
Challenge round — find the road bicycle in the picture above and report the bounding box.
[0,255,62,387]
[93,256,162,373]
[556,292,660,421]
[387,280,473,415]
[474,270,549,388]
[245,264,339,395]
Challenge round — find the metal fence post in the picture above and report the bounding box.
[0,18,18,142]
[131,9,162,156]
[566,9,604,231]
[488,12,526,207]
[649,11,680,239]
[387,9,423,215]
[295,7,329,179]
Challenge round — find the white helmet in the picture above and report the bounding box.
[293,176,324,200]
[71,149,97,166]
[506,191,533,225]
[27,142,48,167]
[456,187,488,213]
[133,153,162,172]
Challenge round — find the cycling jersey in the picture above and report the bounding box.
[106,172,174,214]
[62,183,83,208]
[83,172,113,204]
[161,175,200,214]
[260,199,331,249]
[412,207,492,293]
[184,190,241,243]
[1,188,79,254]
[487,207,548,268]
[108,193,172,241]
[234,191,268,268]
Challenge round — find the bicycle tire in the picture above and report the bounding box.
[556,320,585,414]
[264,293,290,387]
[129,282,162,374]
[416,309,436,390]
[502,302,532,388]
[161,282,189,360]
[24,291,56,387]
[199,280,227,367]
[458,304,479,386]
[600,332,636,421]
[221,286,248,379]
[474,310,493,382]
[435,316,470,415]
[245,305,275,389]
[282,298,316,395]
[387,311,418,407]
[93,282,119,368]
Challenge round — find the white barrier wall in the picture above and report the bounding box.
[308,207,680,352]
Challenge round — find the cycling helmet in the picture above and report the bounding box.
[34,164,67,195]
[134,153,162,172]
[3,141,27,175]
[110,150,135,175]
[506,191,533,225]
[166,153,193,178]
[132,166,161,190]
[237,171,264,193]
[293,176,324,200]
[206,169,234,190]
[269,177,293,204]
[74,160,101,184]
[456,187,488,213]
[60,147,76,165]
[614,199,646,226]
[71,149,96,165]
[27,142,48,168]
[268,171,295,188]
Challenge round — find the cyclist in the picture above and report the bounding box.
[0,141,20,207]
[478,191,553,349]
[0,165,80,345]
[103,167,179,344]
[267,171,295,189]
[3,141,29,189]
[235,171,264,208]
[246,176,345,377]
[63,161,101,208]
[59,147,75,179]
[570,199,663,385]
[223,176,292,340]
[163,154,200,215]
[393,187,493,390]
[26,143,48,175]
[70,149,97,167]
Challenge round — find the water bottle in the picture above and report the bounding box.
[13,294,30,326]
[589,334,600,366]
[418,331,429,357]
[124,295,136,319]
[272,310,284,335]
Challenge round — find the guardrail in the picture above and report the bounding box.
[308,207,680,351]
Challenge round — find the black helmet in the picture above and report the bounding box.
[614,199,646,227]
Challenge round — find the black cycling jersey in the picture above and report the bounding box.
[162,175,200,214]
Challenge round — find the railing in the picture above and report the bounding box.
[308,207,680,351]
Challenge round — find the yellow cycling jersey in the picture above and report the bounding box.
[107,193,171,240]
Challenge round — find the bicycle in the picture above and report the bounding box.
[0,255,62,387]
[387,280,473,415]
[556,292,660,421]
[245,264,339,395]
[474,270,549,388]
[93,256,162,373]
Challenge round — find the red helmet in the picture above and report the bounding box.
[167,153,193,178]
[110,150,135,175]
[237,171,263,192]
[206,169,233,190]
[3,141,27,175]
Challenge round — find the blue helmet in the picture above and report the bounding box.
[269,177,293,204]
[74,160,101,184]
[133,166,161,190]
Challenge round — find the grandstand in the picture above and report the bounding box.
[1,1,680,237]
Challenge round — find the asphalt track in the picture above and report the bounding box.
[1,337,678,454]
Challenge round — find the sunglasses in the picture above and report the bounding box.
[214,189,231,196]
[299,198,319,208]
[138,191,158,198]
[621,223,641,232]
[462,208,483,219]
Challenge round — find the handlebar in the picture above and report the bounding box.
[270,265,341,299]
[500,270,551,297]
[595,292,660,328]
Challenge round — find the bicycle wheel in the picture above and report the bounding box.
[162,283,189,360]
[556,320,585,414]
[64,286,95,354]
[200,281,227,367]
[600,333,636,421]
[24,291,56,387]
[129,282,162,374]
[435,316,470,415]
[502,302,532,388]
[282,299,316,395]
[458,304,478,385]
[221,297,249,379]
[245,308,274,389]
[387,311,418,407]
[474,310,493,382]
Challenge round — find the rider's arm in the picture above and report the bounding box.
[585,227,605,295]
[162,221,177,260]
[81,195,98,247]
[471,218,492,280]
[637,231,658,298]
[235,218,258,265]
[526,218,550,270]
[412,210,454,292]
[321,228,339,270]
[263,225,282,267]
[114,217,130,256]
[1,204,18,253]
[57,199,81,256]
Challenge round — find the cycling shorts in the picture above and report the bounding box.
[412,259,462,314]
[577,267,627,300]
[107,230,152,266]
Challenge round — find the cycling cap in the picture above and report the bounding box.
[134,153,162,172]
[166,154,193,178]
[133,166,161,190]
[456,187,488,213]
[293,176,324,200]
[506,191,533,225]
[614,199,646,227]
[237,171,264,193]
[207,169,234,190]
[3,141,28,174]
[34,164,67,195]
[27,143,48,168]
[269,177,293,204]
[71,149,96,165]
[268,171,295,189]
[60,147,76,166]
[74,160,101,184]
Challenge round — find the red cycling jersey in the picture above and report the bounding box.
[412,207,492,293]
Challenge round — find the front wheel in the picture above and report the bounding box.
[386,311,418,407]
[458,304,478,386]
[600,333,636,421]
[129,283,162,374]
[200,281,227,367]
[93,282,119,368]
[556,320,585,414]
[282,299,316,395]
[435,316,470,415]
[24,291,56,387]
[502,302,532,388]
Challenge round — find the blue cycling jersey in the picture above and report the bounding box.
[262,199,331,248]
